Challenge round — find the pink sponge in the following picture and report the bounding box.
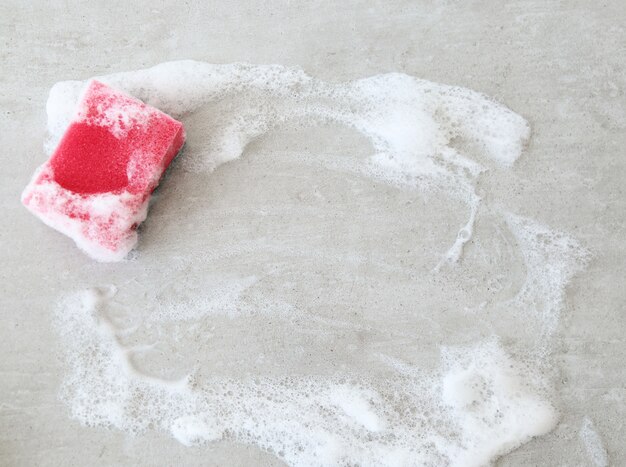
[22,80,185,261]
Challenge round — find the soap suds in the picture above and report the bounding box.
[47,61,587,466]
[579,417,609,467]
[503,213,590,344]
[55,288,558,467]
[46,61,529,262]
[21,175,148,261]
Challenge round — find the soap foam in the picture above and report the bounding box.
[56,288,557,467]
[46,61,529,263]
[22,174,148,261]
[579,417,609,467]
[503,213,590,344]
[48,61,587,466]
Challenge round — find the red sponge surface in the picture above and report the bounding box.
[22,80,186,261]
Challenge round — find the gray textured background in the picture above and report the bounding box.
[1,1,624,465]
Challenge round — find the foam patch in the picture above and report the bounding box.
[47,61,587,466]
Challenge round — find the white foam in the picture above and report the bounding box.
[46,61,529,262]
[21,171,147,262]
[56,289,559,466]
[329,386,386,432]
[46,61,587,466]
[170,415,221,447]
[579,417,609,467]
[503,213,590,342]
[441,341,557,466]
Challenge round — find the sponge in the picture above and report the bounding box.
[22,80,185,262]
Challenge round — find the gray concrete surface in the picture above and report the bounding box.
[1,1,625,465]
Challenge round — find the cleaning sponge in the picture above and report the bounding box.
[22,80,185,262]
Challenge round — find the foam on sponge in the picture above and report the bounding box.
[22,80,185,262]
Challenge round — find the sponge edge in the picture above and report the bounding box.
[21,80,186,262]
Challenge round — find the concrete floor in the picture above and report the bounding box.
[1,1,625,465]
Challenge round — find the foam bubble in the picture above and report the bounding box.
[46,61,587,466]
